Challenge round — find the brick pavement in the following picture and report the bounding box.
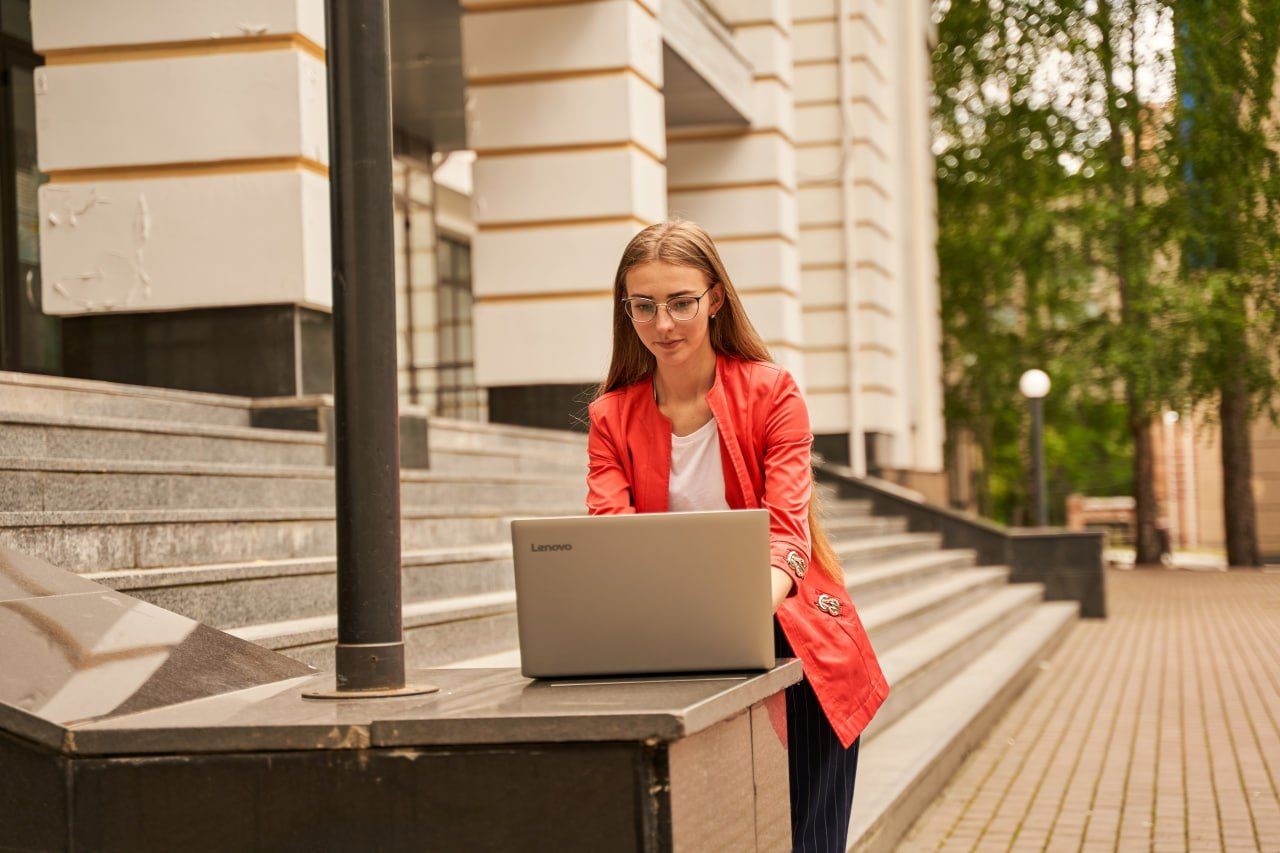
[898,568,1280,853]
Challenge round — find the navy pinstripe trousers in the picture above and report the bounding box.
[774,618,861,853]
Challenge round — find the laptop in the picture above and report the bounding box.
[510,509,775,678]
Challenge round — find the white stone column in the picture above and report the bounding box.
[667,0,805,381]
[895,0,945,474]
[31,1,330,316]
[789,0,940,474]
[461,0,667,394]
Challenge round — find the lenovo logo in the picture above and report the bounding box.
[531,543,573,552]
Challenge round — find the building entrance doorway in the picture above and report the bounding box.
[0,3,60,375]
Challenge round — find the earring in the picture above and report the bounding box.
[710,313,716,320]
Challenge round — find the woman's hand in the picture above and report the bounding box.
[770,567,795,613]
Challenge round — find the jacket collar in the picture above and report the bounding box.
[637,352,759,511]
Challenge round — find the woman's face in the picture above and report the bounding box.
[624,261,723,369]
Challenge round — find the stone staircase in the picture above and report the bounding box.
[0,370,1078,852]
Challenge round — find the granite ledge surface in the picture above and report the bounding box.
[58,662,804,756]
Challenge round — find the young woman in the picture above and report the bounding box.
[585,219,889,852]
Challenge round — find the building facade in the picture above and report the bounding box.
[7,0,945,482]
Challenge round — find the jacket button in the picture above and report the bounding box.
[816,594,842,617]
[786,550,807,578]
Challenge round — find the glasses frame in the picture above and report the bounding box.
[621,285,716,324]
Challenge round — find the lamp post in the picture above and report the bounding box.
[304,0,435,699]
[1020,369,1051,527]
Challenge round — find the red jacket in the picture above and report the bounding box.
[586,353,888,747]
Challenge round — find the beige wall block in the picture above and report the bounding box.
[795,102,840,144]
[805,350,848,387]
[473,222,641,297]
[462,1,662,88]
[467,73,664,159]
[850,57,884,94]
[472,147,665,225]
[792,0,837,20]
[798,224,842,265]
[718,0,788,24]
[717,240,799,292]
[808,390,850,432]
[800,266,844,304]
[31,0,325,50]
[802,308,847,346]
[733,26,793,84]
[39,169,330,314]
[796,143,839,182]
[474,298,613,385]
[668,133,795,189]
[751,78,795,137]
[740,292,802,344]
[798,184,841,223]
[791,19,836,63]
[858,306,897,351]
[669,185,797,241]
[36,50,328,171]
[794,62,837,102]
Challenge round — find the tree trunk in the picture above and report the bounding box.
[1129,389,1162,565]
[1220,375,1261,567]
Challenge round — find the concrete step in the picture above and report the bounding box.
[428,416,587,457]
[89,544,516,629]
[836,532,945,566]
[0,369,253,427]
[845,548,980,606]
[826,515,908,541]
[429,445,586,476]
[849,601,1079,852]
[0,505,580,571]
[858,567,1011,652]
[0,411,325,466]
[0,457,585,512]
[860,584,1045,738]
[232,590,520,670]
[822,500,874,520]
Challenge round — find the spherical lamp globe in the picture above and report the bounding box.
[1019,369,1051,399]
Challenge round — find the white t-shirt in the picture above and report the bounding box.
[668,417,731,513]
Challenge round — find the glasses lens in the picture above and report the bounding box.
[626,300,657,322]
[668,298,699,320]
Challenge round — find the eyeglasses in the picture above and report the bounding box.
[622,285,715,324]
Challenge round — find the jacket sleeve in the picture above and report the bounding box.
[586,399,638,515]
[761,368,813,594]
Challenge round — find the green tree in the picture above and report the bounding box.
[1169,0,1280,567]
[932,0,1154,527]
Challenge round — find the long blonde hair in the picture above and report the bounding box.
[596,219,843,585]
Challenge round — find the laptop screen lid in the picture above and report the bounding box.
[510,509,774,678]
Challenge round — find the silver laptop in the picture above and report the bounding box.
[510,509,775,678]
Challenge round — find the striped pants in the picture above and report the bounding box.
[774,618,861,853]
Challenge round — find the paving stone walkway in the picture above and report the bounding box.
[898,568,1280,853]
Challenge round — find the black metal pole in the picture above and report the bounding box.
[306,0,432,698]
[1031,397,1047,527]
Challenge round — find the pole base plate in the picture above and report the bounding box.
[301,682,440,700]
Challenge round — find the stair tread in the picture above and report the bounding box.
[0,455,584,484]
[859,567,1010,633]
[428,415,588,447]
[846,548,979,591]
[876,585,1046,688]
[89,543,516,589]
[231,589,517,645]
[835,532,943,555]
[849,601,1079,850]
[0,409,322,444]
[0,504,585,527]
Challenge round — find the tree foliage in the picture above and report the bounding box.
[933,0,1280,556]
